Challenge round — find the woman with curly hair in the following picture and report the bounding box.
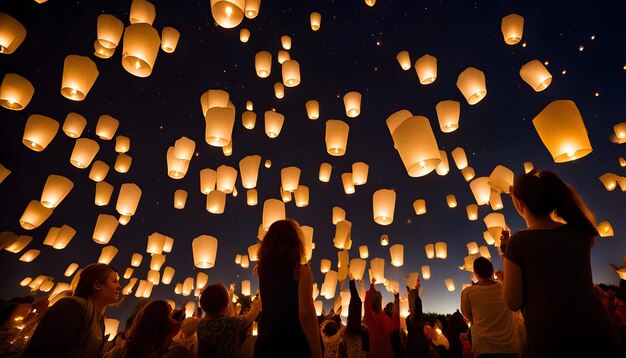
[253,219,321,358]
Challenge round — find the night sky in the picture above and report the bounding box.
[1,0,625,324]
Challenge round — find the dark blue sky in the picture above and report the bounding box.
[0,0,624,322]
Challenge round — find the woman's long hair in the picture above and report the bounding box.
[73,263,115,299]
[512,170,598,237]
[254,219,304,279]
[123,300,174,358]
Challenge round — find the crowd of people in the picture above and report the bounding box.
[0,170,625,357]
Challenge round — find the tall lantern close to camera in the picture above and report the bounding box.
[121,23,160,77]
[61,55,99,101]
[388,115,441,177]
[262,199,285,231]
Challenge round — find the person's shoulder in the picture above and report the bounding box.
[52,296,86,311]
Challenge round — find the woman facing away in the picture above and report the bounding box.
[23,263,122,358]
[253,219,322,358]
[502,170,624,357]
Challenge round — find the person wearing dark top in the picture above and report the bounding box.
[253,219,321,358]
[406,277,438,358]
[338,277,368,357]
[503,170,624,357]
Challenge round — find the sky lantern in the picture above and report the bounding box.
[98,245,118,265]
[192,235,218,269]
[216,165,237,193]
[358,245,369,259]
[95,181,114,206]
[163,236,174,253]
[181,277,194,296]
[484,212,506,230]
[61,55,99,101]
[370,258,385,283]
[396,51,411,70]
[129,0,156,24]
[65,263,79,277]
[321,270,338,299]
[380,234,389,246]
[326,120,350,156]
[114,153,132,173]
[115,135,131,153]
[390,244,404,267]
[597,221,614,237]
[334,220,352,249]
[200,89,230,115]
[343,91,362,118]
[310,12,321,31]
[262,199,285,231]
[173,136,196,161]
[456,67,487,105]
[320,259,331,273]
[240,255,249,268]
[239,28,250,43]
[43,227,60,246]
[71,138,100,169]
[255,51,272,78]
[373,189,396,225]
[414,54,437,84]
[451,147,468,170]
[200,168,217,194]
[332,206,346,225]
[104,319,120,341]
[280,188,292,203]
[89,160,110,182]
[524,162,534,174]
[241,280,251,296]
[349,258,366,280]
[161,266,174,285]
[274,82,285,99]
[488,165,514,193]
[19,200,52,230]
[146,233,166,254]
[92,214,118,244]
[246,189,258,206]
[97,14,123,49]
[247,243,261,262]
[93,40,115,59]
[483,231,496,246]
[435,100,460,133]
[264,110,285,138]
[413,199,427,215]
[242,111,256,129]
[0,13,26,54]
[0,73,34,110]
[520,59,552,92]
[5,235,32,253]
[19,249,40,262]
[206,190,226,214]
[131,253,143,267]
[390,116,441,177]
[444,278,455,292]
[446,194,457,208]
[239,155,261,189]
[150,254,166,271]
[425,243,435,259]
[385,109,412,138]
[0,164,9,184]
[280,166,301,192]
[116,183,142,216]
[341,173,355,194]
[22,114,58,152]
[466,204,478,221]
[63,113,87,138]
[205,105,236,147]
[435,242,447,259]
[599,173,619,191]
[96,115,119,140]
[121,23,160,77]
[532,100,592,162]
[122,278,137,295]
[467,242,479,255]
[421,265,431,280]
[501,13,524,45]
[282,60,301,87]
[319,163,332,182]
[294,186,310,207]
[352,162,369,185]
[470,177,491,205]
[614,122,626,143]
[435,150,450,176]
[244,0,260,19]
[41,175,73,208]
[280,35,292,50]
[479,246,491,259]
[461,167,475,182]
[306,100,319,120]
[278,50,291,64]
[161,27,180,53]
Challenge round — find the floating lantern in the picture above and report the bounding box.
[129,0,156,24]
[216,165,237,193]
[114,153,132,173]
[294,186,310,207]
[435,150,450,176]
[182,277,194,296]
[370,258,385,283]
[341,173,355,194]
[205,106,236,147]
[274,82,285,99]
[147,233,166,255]
[365,0,376,6]
[262,199,285,231]
[332,206,346,225]
[350,258,366,280]
[614,122,626,144]
[470,177,491,205]
[163,236,174,253]
[166,146,191,178]
[63,113,87,138]
[281,166,301,192]
[319,163,332,182]
[43,227,60,246]
[320,259,331,273]
[0,13,26,54]
[445,278,455,291]
[0,73,34,110]
[280,188,292,203]
[255,51,272,78]
[240,255,249,268]
[306,100,319,120]
[435,100,460,133]
[467,242,479,255]
[241,111,256,129]
[150,254,165,271]
[389,116,441,177]
[490,191,503,210]
[41,175,73,208]
[158,266,174,285]
[414,54,437,84]
[501,13,524,45]
[173,136,196,161]
[390,244,404,267]
[5,235,32,253]
[131,253,143,267]
[123,268,134,279]
[358,245,369,259]
[171,189,187,210]
[116,183,141,216]
[524,161,534,173]
[65,263,79,277]
[321,270,339,299]
[147,270,160,285]
[104,319,120,341]
[599,173,619,191]
[19,249,40,262]
[206,190,226,214]
[20,277,32,287]
[532,100,592,162]
[446,194,457,208]
[23,114,59,152]
[461,167,475,181]
[93,214,118,244]
[200,89,230,115]
[161,27,180,53]
[19,201,52,230]
[435,242,447,259]
[52,224,75,249]
[466,204,478,221]
[413,199,427,215]
[334,220,352,249]
[343,92,362,118]
[380,234,389,246]
[192,235,218,269]
[246,189,258,206]
[61,55,99,101]
[95,181,114,206]
[89,160,110,182]
[200,168,217,194]
[451,147,468,170]
[0,164,9,184]
[70,138,99,168]
[425,243,435,259]
[94,40,115,59]
[278,50,290,64]
[520,60,552,92]
[280,35,292,50]
[97,14,123,49]
[240,280,251,296]
[421,265,431,280]
[479,246,491,259]
[123,279,138,295]
[457,67,487,105]
[310,12,321,31]
[282,60,300,87]
[98,245,118,264]
[265,111,285,138]
[121,23,160,77]
[597,222,614,237]
[396,51,411,70]
[488,165,514,193]
[248,243,261,262]
[326,120,350,156]
[244,0,260,19]
[352,162,369,185]
[373,189,396,225]
[483,231,495,246]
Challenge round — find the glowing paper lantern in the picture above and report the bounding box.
[613,122,626,144]
[210,0,245,28]
[373,189,396,225]
[599,173,619,191]
[413,199,427,215]
[414,54,437,84]
[19,249,40,262]
[278,50,290,64]
[390,244,404,267]
[63,113,87,138]
[131,253,143,267]
[281,166,301,192]
[280,188,292,203]
[282,60,301,87]
[359,245,369,259]
[129,0,156,24]
[294,186,310,207]
[246,189,258,206]
[341,173,355,194]
[242,111,256,129]
[435,100,460,133]
[488,165,514,193]
[200,168,217,194]
[597,222,614,237]
[20,277,32,287]
[114,153,132,173]
[116,183,141,216]
[501,14,524,45]
[466,204,478,221]
[445,278,455,291]
[390,116,441,177]
[421,265,431,280]
[123,268,133,279]
[173,136,196,161]
[446,194,457,208]
[61,55,99,101]
[89,161,110,182]
[470,177,491,205]
[41,175,73,208]
[461,167,475,181]
[319,163,332,182]
[425,244,435,259]
[380,234,389,246]
[5,235,32,253]
[435,242,447,259]
[435,150,450,176]
[147,270,160,285]
[352,162,369,185]
[171,189,187,209]
[150,254,166,271]
[306,100,319,120]
[325,120,350,156]
[343,92,362,118]
[193,235,218,268]
[349,258,366,280]
[0,164,9,184]
[532,100,592,162]
[65,263,79,277]
[524,162,534,174]
[222,141,232,157]
[98,245,118,264]
[334,220,352,249]
[121,23,160,77]
[166,147,189,179]
[244,0,260,19]
[70,138,100,168]
[0,73,34,110]
[161,266,175,285]
[322,270,339,299]
[23,114,59,152]
[43,227,60,246]
[467,242,479,255]
[146,233,165,255]
[94,40,115,59]
[103,318,120,341]
[265,111,285,138]
[520,60,552,92]
[163,236,174,253]
[457,67,487,105]
[451,147,468,170]
[239,28,250,42]
[0,13,26,54]
[93,214,118,244]
[332,206,346,225]
[161,27,180,53]
[19,200,52,230]
[479,246,491,259]
[320,259,331,273]
[310,12,321,31]
[365,0,376,6]
[240,255,249,268]
[200,89,230,115]
[205,106,236,147]
[262,199,285,231]
[97,14,124,49]
[216,165,237,193]
[396,51,411,70]
[370,258,385,283]
[255,51,272,78]
[274,82,285,99]
[52,225,74,249]
[206,190,226,214]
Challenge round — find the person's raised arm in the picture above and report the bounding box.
[503,257,524,311]
[298,265,322,358]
